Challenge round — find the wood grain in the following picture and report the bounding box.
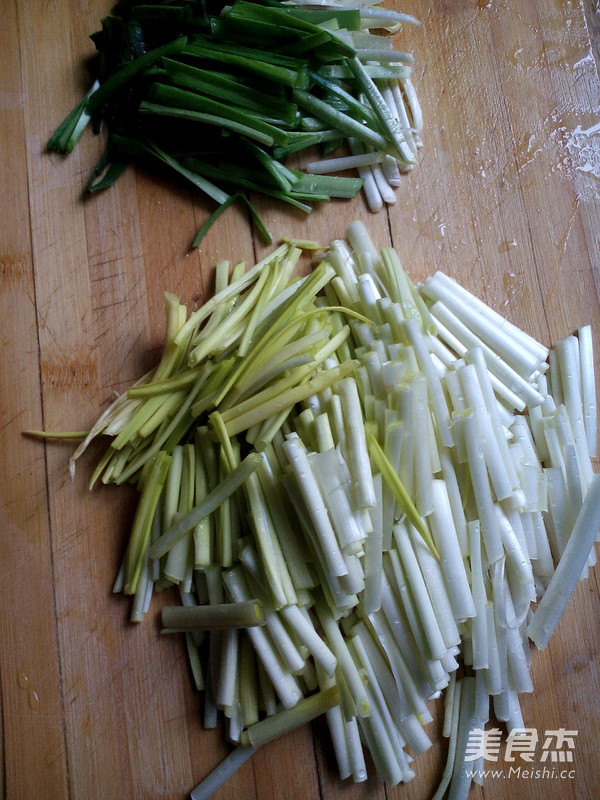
[1,2,599,800]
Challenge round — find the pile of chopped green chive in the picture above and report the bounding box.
[48,0,423,245]
[35,221,598,800]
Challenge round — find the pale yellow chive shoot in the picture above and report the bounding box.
[229,328,330,404]
[243,472,293,609]
[174,243,291,347]
[88,444,118,489]
[209,410,238,473]
[382,247,432,331]
[195,260,241,346]
[213,319,309,411]
[281,303,377,331]
[239,636,259,727]
[253,275,306,333]
[212,262,336,407]
[110,390,181,450]
[190,263,273,364]
[68,367,161,477]
[197,258,230,326]
[164,446,195,585]
[113,364,214,485]
[163,446,184,528]
[367,433,439,559]
[193,452,212,566]
[150,292,189,385]
[240,685,340,749]
[237,260,283,357]
[215,470,235,570]
[219,362,320,427]
[130,548,153,623]
[251,407,294,451]
[222,360,357,437]
[281,237,324,250]
[263,248,304,308]
[123,450,171,594]
[138,389,188,441]
[23,430,89,440]
[185,632,205,692]
[148,452,262,560]
[161,601,265,632]
[162,449,187,584]
[126,369,198,398]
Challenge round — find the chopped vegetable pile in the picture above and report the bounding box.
[38,221,598,800]
[48,0,423,245]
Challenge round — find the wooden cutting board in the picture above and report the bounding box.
[2,1,599,799]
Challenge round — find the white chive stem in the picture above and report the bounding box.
[577,325,597,457]
[527,474,600,650]
[189,746,257,800]
[429,479,477,622]
[428,302,544,408]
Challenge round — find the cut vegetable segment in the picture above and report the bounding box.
[47,0,425,243]
[34,221,598,800]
